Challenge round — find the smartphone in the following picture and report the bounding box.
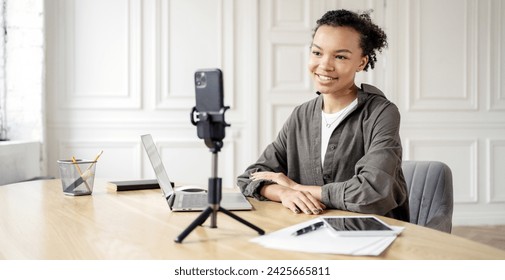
[193,68,227,142]
[194,68,224,113]
[321,216,397,236]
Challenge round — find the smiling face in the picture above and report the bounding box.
[308,25,368,97]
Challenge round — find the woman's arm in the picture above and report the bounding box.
[251,172,325,214]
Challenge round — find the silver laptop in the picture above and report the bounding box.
[141,134,252,211]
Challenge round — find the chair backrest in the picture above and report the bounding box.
[402,161,454,233]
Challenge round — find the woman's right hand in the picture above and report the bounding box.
[277,186,326,215]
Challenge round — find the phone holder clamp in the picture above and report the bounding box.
[190,106,230,153]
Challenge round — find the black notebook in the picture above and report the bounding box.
[111,179,165,191]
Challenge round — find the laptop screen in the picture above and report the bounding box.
[141,134,174,199]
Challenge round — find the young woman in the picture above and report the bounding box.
[237,9,409,222]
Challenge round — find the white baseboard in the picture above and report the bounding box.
[452,212,505,226]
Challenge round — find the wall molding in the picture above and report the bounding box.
[155,138,236,187]
[47,120,248,133]
[154,0,235,110]
[487,139,505,203]
[58,0,142,109]
[489,0,505,111]
[270,0,311,32]
[401,121,505,129]
[407,0,478,111]
[270,43,311,93]
[57,140,142,179]
[453,211,505,226]
[405,138,478,204]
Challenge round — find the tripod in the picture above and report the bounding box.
[174,108,265,243]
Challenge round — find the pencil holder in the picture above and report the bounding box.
[57,159,96,196]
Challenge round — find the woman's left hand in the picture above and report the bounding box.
[250,171,298,188]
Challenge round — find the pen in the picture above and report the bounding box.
[292,221,325,236]
[71,156,91,192]
[84,150,103,172]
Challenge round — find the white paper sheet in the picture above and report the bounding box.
[250,217,404,256]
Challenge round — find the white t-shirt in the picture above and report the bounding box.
[321,99,358,166]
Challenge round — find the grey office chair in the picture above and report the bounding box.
[402,161,454,233]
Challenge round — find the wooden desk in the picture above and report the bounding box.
[1,179,504,260]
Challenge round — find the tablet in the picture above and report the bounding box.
[321,216,397,236]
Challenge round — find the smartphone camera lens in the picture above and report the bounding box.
[195,72,206,88]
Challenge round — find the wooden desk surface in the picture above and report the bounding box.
[1,179,504,260]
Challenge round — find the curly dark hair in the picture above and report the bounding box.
[313,9,387,71]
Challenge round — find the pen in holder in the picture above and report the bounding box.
[71,156,92,192]
[57,151,103,196]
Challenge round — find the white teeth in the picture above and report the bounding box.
[316,74,335,81]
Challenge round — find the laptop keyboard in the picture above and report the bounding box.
[179,193,208,208]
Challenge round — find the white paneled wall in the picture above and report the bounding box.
[61,0,142,110]
[45,0,505,225]
[394,0,505,225]
[406,0,478,111]
[45,0,253,188]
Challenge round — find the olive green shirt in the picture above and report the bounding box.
[237,84,410,222]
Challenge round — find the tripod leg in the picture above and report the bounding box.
[219,207,265,235]
[174,207,213,243]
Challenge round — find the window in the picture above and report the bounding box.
[0,0,44,141]
[0,0,6,141]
